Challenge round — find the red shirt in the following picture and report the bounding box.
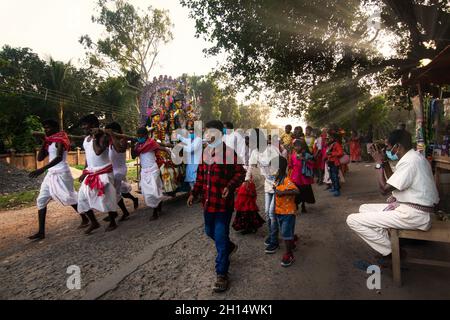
[327,142,344,166]
[191,144,246,213]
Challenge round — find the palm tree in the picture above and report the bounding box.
[46,58,73,130]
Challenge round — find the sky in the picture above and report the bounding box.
[0,0,304,128]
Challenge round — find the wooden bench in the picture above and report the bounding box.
[390,217,450,286]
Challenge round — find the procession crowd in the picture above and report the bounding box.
[25,114,439,293]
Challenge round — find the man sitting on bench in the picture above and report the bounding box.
[346,129,439,266]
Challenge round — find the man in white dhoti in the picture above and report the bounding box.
[28,119,88,240]
[347,129,439,264]
[104,122,139,221]
[77,115,119,234]
[132,127,170,220]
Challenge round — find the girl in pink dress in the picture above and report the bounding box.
[289,140,316,213]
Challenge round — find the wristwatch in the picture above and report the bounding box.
[375,163,384,170]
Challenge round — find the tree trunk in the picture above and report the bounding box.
[59,100,64,131]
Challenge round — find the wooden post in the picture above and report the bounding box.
[415,84,426,154]
[136,157,141,193]
[76,147,81,166]
[390,229,402,287]
[10,149,16,167]
[35,148,40,169]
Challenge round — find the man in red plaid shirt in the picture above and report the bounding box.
[187,120,246,293]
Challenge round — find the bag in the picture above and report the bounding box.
[340,154,350,165]
[301,159,314,177]
[301,152,315,177]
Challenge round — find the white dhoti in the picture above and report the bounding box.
[140,167,163,208]
[77,165,118,213]
[346,203,431,256]
[36,169,78,210]
[113,173,132,197]
[120,181,132,194]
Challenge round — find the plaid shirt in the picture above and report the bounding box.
[191,144,246,213]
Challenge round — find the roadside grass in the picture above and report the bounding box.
[71,164,85,171]
[0,190,39,210]
[1,165,138,210]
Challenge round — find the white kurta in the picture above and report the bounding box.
[246,146,280,193]
[36,143,77,209]
[224,131,246,165]
[346,150,439,256]
[109,145,132,196]
[140,151,163,208]
[77,137,117,213]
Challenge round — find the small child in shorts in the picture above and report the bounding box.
[274,156,300,267]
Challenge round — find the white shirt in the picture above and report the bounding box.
[109,145,127,176]
[246,145,280,193]
[387,149,439,207]
[47,142,70,172]
[178,135,202,165]
[314,137,323,151]
[224,130,246,165]
[140,150,158,171]
[83,136,111,170]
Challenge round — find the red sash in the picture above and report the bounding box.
[135,138,159,156]
[45,131,71,151]
[82,164,113,196]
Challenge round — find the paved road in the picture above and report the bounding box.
[1,163,450,299]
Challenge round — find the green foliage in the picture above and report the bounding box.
[97,76,140,134]
[181,0,450,116]
[11,115,43,153]
[0,45,143,148]
[187,73,269,129]
[0,189,39,209]
[80,0,173,85]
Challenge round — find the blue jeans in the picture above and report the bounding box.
[277,214,296,240]
[329,163,340,191]
[204,211,233,276]
[265,192,279,246]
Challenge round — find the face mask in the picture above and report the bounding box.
[208,138,222,148]
[190,133,195,139]
[386,145,399,161]
[137,137,147,144]
[223,128,227,135]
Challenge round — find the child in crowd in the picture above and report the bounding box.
[326,132,344,197]
[274,156,300,267]
[289,140,316,213]
[280,125,294,154]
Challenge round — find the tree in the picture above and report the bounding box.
[0,46,54,151]
[97,76,140,134]
[187,74,222,121]
[181,0,450,117]
[80,0,173,88]
[235,103,271,129]
[44,58,75,130]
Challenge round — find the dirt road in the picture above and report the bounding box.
[1,163,450,300]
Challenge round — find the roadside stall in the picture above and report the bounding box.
[389,46,450,287]
[404,45,450,214]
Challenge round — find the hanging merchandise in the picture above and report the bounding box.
[411,95,426,154]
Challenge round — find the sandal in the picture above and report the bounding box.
[119,213,130,222]
[213,275,229,293]
[105,224,118,232]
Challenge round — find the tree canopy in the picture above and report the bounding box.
[181,0,450,119]
[80,0,173,86]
